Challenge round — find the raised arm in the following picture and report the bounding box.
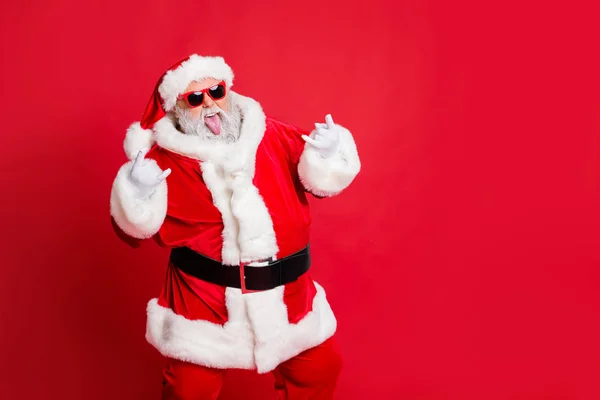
[110,148,170,242]
[298,114,361,197]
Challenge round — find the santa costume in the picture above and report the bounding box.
[110,54,360,399]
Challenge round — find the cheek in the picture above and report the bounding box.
[216,98,229,112]
[189,107,204,119]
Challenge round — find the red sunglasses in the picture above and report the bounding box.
[177,81,227,108]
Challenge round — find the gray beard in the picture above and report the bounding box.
[174,97,242,143]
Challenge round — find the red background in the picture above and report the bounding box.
[2,1,599,399]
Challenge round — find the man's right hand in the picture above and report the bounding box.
[128,149,171,199]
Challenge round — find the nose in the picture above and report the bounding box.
[203,95,215,108]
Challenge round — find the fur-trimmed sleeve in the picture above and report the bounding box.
[272,118,360,197]
[297,123,360,197]
[109,148,168,241]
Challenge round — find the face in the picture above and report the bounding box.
[174,78,242,142]
[176,78,229,118]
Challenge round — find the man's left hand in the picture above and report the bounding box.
[302,114,341,159]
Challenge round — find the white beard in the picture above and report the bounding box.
[174,96,242,143]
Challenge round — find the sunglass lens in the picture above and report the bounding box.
[187,92,204,107]
[208,84,226,100]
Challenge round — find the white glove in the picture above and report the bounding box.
[128,149,171,199]
[302,114,341,159]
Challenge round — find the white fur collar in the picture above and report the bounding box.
[149,92,277,265]
[152,92,266,177]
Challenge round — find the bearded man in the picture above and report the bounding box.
[110,54,361,399]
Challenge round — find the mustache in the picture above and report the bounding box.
[173,98,242,143]
[200,105,223,118]
[175,104,225,123]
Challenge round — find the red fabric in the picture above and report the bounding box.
[140,56,192,130]
[283,272,317,324]
[273,337,342,400]
[139,86,166,130]
[5,2,600,399]
[157,262,228,324]
[125,117,314,261]
[155,262,316,326]
[162,359,225,400]
[114,117,320,325]
[112,117,321,253]
[161,337,341,400]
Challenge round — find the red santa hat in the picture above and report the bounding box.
[123,54,235,160]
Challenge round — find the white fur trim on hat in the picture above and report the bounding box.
[158,55,234,112]
[123,122,155,160]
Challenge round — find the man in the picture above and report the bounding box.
[110,54,361,399]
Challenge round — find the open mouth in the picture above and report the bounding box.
[204,112,221,135]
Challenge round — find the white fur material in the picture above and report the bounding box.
[145,282,336,373]
[123,122,155,160]
[152,92,279,265]
[246,282,337,373]
[110,160,168,239]
[145,288,255,370]
[159,55,234,112]
[229,172,279,263]
[298,124,361,197]
[152,92,263,169]
[200,162,241,266]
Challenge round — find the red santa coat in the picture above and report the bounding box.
[110,92,360,373]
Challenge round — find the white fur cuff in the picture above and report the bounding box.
[298,125,361,197]
[110,161,168,239]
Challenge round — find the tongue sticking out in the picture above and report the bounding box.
[204,114,221,135]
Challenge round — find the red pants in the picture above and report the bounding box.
[162,337,342,399]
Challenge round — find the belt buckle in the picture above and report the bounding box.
[242,257,276,292]
[247,257,274,266]
[239,263,250,293]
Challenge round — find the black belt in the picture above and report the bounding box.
[169,245,311,291]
